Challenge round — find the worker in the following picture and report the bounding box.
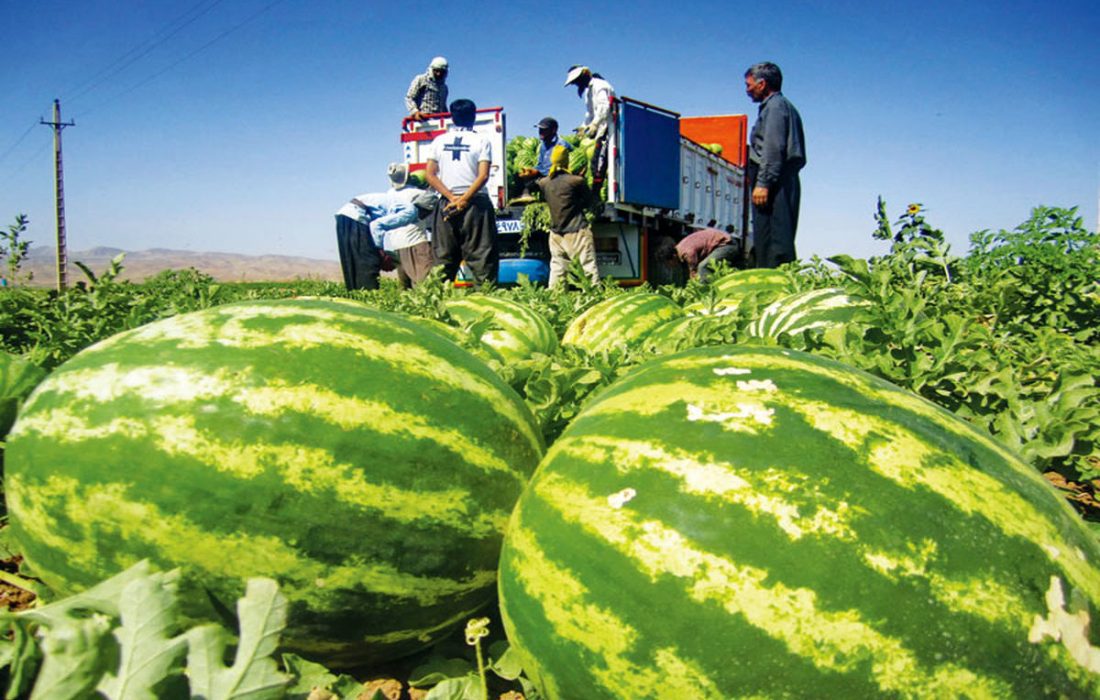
[381,162,437,288]
[745,61,806,268]
[334,170,432,291]
[564,65,615,190]
[406,57,449,121]
[668,227,742,281]
[424,98,498,284]
[514,116,573,201]
[536,145,599,287]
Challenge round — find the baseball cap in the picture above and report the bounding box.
[535,117,558,130]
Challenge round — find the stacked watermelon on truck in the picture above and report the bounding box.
[400,96,751,286]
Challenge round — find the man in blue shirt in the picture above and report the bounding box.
[515,116,572,201]
[745,61,806,269]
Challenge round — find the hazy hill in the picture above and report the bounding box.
[17,246,342,286]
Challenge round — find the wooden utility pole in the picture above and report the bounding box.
[40,99,75,291]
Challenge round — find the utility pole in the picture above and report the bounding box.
[40,99,75,291]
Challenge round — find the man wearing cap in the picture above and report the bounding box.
[382,163,437,287]
[334,164,435,290]
[406,57,449,121]
[537,145,599,288]
[744,61,806,268]
[514,116,572,201]
[424,98,498,284]
[564,65,615,190]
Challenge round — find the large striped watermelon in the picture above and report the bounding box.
[499,345,1100,698]
[5,299,544,667]
[561,292,682,353]
[444,294,558,363]
[712,268,793,300]
[745,287,872,341]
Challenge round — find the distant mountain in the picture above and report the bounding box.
[18,246,342,286]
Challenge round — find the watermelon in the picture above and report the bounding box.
[561,292,682,353]
[712,268,793,301]
[444,294,558,363]
[5,299,544,667]
[746,287,873,340]
[640,315,727,355]
[499,345,1100,698]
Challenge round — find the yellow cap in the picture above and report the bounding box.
[549,145,570,173]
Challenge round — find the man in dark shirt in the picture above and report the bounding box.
[745,61,806,269]
[536,146,599,287]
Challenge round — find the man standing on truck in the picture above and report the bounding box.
[424,98,498,284]
[745,61,806,269]
[514,116,573,201]
[564,66,615,191]
[537,145,599,287]
[406,57,449,121]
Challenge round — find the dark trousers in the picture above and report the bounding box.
[698,243,742,281]
[335,215,381,290]
[431,193,499,284]
[749,164,801,269]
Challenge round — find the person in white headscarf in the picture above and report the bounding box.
[406,57,450,121]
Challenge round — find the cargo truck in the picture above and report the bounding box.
[400,96,750,286]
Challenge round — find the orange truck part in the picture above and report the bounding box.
[680,114,748,167]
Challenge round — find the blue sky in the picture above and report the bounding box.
[2,0,1097,265]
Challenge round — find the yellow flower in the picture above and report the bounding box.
[907,204,922,216]
[465,617,490,645]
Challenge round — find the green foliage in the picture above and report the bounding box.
[965,205,1100,342]
[0,215,32,285]
[0,561,290,699]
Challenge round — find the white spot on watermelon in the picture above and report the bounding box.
[608,488,637,509]
[686,402,774,429]
[713,367,751,376]
[1028,576,1100,673]
[1043,544,1062,559]
[736,379,778,393]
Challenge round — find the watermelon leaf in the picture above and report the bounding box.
[282,653,361,699]
[95,572,188,700]
[185,578,290,700]
[29,615,116,700]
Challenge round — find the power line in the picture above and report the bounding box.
[65,0,227,106]
[0,119,42,167]
[76,0,288,119]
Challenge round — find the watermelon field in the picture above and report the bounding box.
[0,201,1098,699]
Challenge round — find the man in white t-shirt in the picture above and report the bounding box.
[423,98,498,284]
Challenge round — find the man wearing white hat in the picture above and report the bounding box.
[334,164,436,290]
[382,162,436,287]
[564,65,615,191]
[406,57,450,121]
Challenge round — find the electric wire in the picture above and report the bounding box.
[75,0,288,119]
[65,0,227,106]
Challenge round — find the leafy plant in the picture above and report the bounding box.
[0,215,32,286]
[0,561,291,699]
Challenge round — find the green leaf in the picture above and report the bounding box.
[408,655,474,687]
[486,642,525,681]
[282,653,361,699]
[96,572,188,700]
[29,615,116,700]
[422,675,482,700]
[0,351,45,439]
[185,578,290,700]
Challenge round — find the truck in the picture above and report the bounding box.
[400,96,750,286]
